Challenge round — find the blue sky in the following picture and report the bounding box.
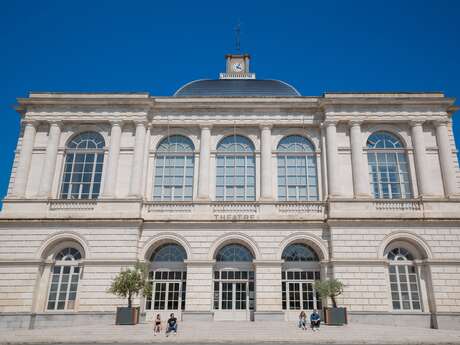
[1,0,459,201]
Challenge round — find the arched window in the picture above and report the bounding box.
[150,243,187,262]
[60,132,105,200]
[282,243,319,262]
[214,243,255,312]
[146,243,187,311]
[281,243,321,311]
[216,244,253,262]
[216,135,255,201]
[154,135,194,201]
[47,247,82,311]
[277,136,318,201]
[367,131,412,199]
[387,247,421,311]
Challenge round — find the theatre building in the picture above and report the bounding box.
[1,53,460,330]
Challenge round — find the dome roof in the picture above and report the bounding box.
[174,79,301,97]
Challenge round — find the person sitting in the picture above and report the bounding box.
[153,314,161,336]
[165,313,178,336]
[298,311,307,330]
[310,309,321,331]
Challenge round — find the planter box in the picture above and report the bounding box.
[115,307,140,325]
[323,307,347,325]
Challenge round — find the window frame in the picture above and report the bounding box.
[276,135,319,201]
[366,131,412,199]
[215,135,256,201]
[59,132,105,200]
[153,135,195,201]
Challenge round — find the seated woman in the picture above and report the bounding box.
[153,314,162,336]
[298,311,307,330]
[310,309,321,331]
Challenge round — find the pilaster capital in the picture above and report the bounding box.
[22,119,39,128]
[133,120,148,128]
[109,120,124,128]
[409,119,425,127]
[259,123,273,131]
[199,124,213,130]
[349,119,363,127]
[322,119,338,128]
[48,120,63,129]
[433,119,449,127]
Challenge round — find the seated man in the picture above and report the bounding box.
[165,313,178,336]
[310,309,321,331]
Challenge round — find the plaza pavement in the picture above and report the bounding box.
[1,321,460,344]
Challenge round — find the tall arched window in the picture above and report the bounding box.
[387,247,422,311]
[281,244,321,311]
[216,135,255,201]
[277,135,318,201]
[60,132,105,200]
[47,247,82,311]
[214,244,255,312]
[367,131,412,199]
[146,243,187,312]
[153,135,194,201]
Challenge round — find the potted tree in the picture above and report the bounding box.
[108,262,152,325]
[314,278,347,325]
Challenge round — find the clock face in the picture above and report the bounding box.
[232,62,244,72]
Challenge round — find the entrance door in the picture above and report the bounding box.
[145,271,186,321]
[213,270,254,320]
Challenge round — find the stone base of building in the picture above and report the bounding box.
[435,313,460,330]
[348,311,432,329]
[253,311,285,321]
[182,311,214,321]
[0,312,115,329]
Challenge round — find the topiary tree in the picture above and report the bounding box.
[108,262,152,308]
[314,278,344,308]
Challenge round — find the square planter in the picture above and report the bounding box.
[323,307,347,325]
[115,307,140,325]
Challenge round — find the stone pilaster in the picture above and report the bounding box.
[325,120,340,198]
[13,120,37,198]
[434,120,458,198]
[129,121,146,198]
[103,121,123,198]
[349,121,370,198]
[253,260,284,320]
[260,124,273,200]
[38,122,62,198]
[197,125,211,200]
[183,260,214,321]
[410,121,434,198]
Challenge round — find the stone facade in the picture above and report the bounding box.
[0,86,459,330]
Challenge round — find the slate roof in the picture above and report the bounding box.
[174,79,301,97]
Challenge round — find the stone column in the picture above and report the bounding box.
[325,120,340,197]
[129,121,146,198]
[410,121,433,197]
[349,121,370,198]
[38,122,62,198]
[260,124,273,200]
[435,120,457,198]
[13,121,37,197]
[254,260,284,321]
[197,125,211,200]
[103,121,123,198]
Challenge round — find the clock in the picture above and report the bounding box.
[232,62,244,72]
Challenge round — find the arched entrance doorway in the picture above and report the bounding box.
[213,244,255,321]
[281,243,322,321]
[145,243,187,320]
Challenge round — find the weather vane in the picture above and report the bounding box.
[235,20,241,52]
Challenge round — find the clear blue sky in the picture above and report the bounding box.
[1,0,459,201]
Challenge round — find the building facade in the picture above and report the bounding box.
[1,54,460,330]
